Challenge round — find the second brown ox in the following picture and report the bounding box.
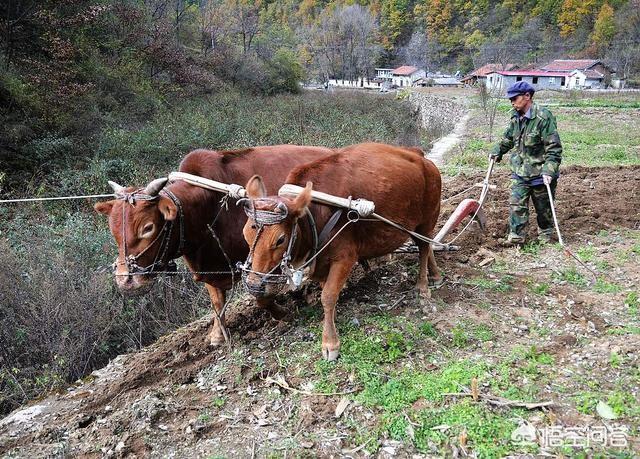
[242,142,442,361]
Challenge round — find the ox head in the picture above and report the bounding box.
[94,178,179,294]
[241,175,312,297]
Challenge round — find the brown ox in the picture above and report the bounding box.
[242,142,442,360]
[94,145,332,346]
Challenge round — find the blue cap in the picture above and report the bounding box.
[506,81,535,99]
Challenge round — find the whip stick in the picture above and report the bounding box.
[545,181,564,246]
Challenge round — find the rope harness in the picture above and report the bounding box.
[114,188,184,277]
[237,198,316,295]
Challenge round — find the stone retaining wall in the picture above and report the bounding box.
[408,92,466,140]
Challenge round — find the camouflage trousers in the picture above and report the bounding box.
[509,178,557,238]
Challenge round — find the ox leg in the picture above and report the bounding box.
[417,244,431,299]
[257,297,289,320]
[205,284,228,346]
[320,258,355,361]
[427,244,443,288]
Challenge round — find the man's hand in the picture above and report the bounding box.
[489,153,500,163]
[542,174,552,185]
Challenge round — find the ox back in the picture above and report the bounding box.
[286,142,442,280]
[168,145,333,288]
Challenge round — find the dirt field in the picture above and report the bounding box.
[1,165,638,458]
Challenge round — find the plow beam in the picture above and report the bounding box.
[434,198,486,243]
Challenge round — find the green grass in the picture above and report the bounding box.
[553,267,588,288]
[593,277,622,294]
[288,314,549,457]
[528,281,550,295]
[467,275,514,292]
[574,390,640,419]
[577,245,596,262]
[625,292,638,317]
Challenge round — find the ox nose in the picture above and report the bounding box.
[116,273,135,290]
[244,275,267,297]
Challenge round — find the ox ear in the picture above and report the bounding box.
[246,175,267,199]
[291,181,313,217]
[158,196,178,221]
[94,200,115,216]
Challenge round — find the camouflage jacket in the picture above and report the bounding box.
[491,102,562,179]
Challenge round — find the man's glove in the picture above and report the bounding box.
[542,174,552,185]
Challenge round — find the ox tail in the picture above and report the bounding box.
[434,198,486,243]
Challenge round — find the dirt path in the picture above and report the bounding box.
[427,113,470,166]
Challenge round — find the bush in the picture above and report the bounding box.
[0,210,204,415]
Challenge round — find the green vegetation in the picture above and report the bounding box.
[553,267,588,288]
[467,275,514,293]
[528,281,550,296]
[625,292,639,317]
[593,278,622,294]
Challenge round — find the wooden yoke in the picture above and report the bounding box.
[278,184,376,217]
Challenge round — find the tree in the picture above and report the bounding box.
[304,4,379,83]
[591,3,616,51]
[557,0,597,38]
[379,0,411,52]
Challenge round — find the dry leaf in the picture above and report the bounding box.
[252,404,267,419]
[335,397,350,418]
[471,377,479,402]
[459,429,468,447]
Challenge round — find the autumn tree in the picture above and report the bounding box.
[591,3,615,51]
[557,0,597,38]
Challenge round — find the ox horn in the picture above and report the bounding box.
[143,178,169,197]
[108,180,125,194]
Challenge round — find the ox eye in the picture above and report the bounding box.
[275,234,286,247]
[140,222,155,239]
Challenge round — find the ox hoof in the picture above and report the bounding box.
[208,330,226,347]
[322,348,340,362]
[416,286,432,300]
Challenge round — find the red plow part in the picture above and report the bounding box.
[434,198,486,243]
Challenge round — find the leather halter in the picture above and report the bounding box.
[113,188,185,276]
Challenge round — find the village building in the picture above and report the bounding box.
[391,66,426,87]
[460,63,519,86]
[485,70,568,91]
[468,59,618,91]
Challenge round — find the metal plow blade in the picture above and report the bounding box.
[434,198,486,243]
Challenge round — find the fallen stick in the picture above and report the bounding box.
[441,392,554,409]
[264,376,358,397]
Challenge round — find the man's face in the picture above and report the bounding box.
[510,93,532,114]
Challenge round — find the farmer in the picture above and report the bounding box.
[489,81,563,245]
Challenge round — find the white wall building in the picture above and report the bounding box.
[391,66,426,87]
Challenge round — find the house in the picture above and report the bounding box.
[540,59,614,88]
[485,70,568,91]
[391,66,426,88]
[461,63,518,86]
[567,69,606,89]
[375,68,394,83]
